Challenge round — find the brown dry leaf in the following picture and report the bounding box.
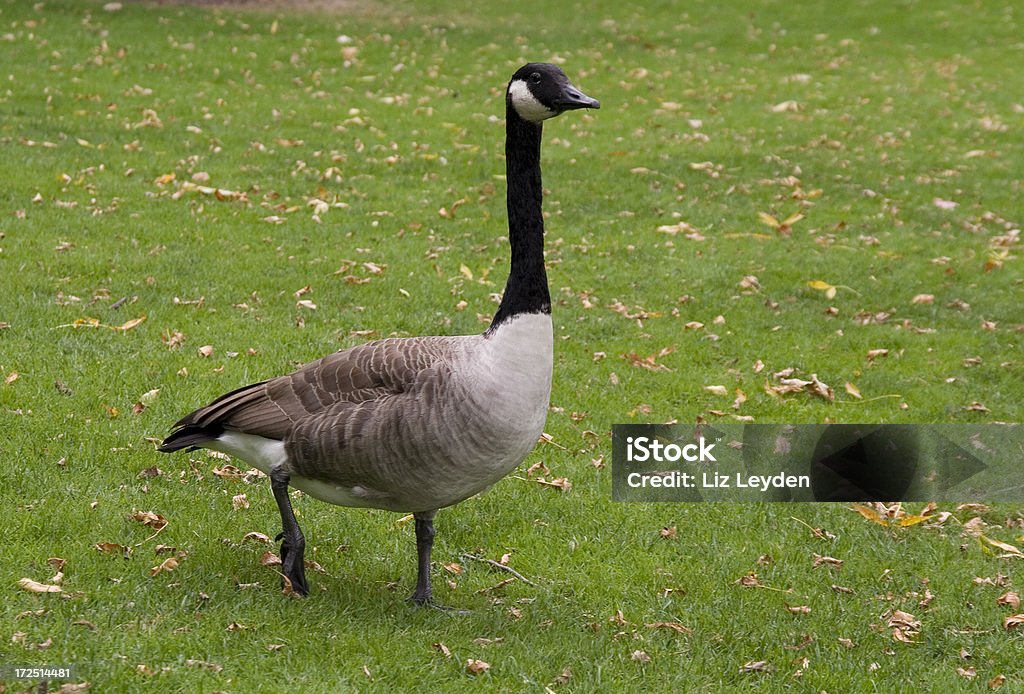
[466,659,490,675]
[911,294,935,305]
[837,637,856,649]
[148,556,179,577]
[433,642,452,658]
[131,510,168,530]
[866,348,889,362]
[886,609,921,643]
[260,552,282,566]
[808,374,834,401]
[732,388,747,410]
[212,465,243,478]
[535,476,572,492]
[703,385,728,396]
[785,604,812,615]
[442,562,464,575]
[659,526,678,539]
[232,494,249,510]
[17,578,64,593]
[645,621,692,634]
[740,660,772,673]
[551,666,572,685]
[965,401,990,413]
[988,674,1007,690]
[736,572,764,588]
[813,554,843,570]
[242,531,271,544]
[656,221,705,241]
[997,592,1021,610]
[95,542,132,558]
[1003,614,1024,631]
[631,650,652,664]
[197,345,215,358]
[4,371,19,385]
[622,346,675,371]
[958,667,977,679]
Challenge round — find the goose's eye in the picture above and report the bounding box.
[530,72,542,84]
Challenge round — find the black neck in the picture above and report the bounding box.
[488,104,549,332]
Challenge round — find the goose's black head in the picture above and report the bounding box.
[507,63,600,124]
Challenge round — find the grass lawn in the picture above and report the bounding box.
[1,0,1022,690]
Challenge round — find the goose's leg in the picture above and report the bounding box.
[409,510,437,605]
[270,465,309,596]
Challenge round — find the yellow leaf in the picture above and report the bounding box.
[852,504,889,525]
[844,382,862,399]
[807,280,834,291]
[115,315,146,331]
[458,263,473,280]
[981,536,1023,557]
[896,514,931,527]
[758,212,780,228]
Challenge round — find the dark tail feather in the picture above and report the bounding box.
[158,425,222,453]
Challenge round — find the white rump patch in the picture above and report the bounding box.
[508,79,555,122]
[209,430,386,509]
[208,431,288,475]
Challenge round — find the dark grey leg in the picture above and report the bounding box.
[270,466,308,596]
[409,509,437,605]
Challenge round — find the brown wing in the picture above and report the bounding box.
[159,336,459,449]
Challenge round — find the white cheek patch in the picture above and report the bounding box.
[508,79,555,122]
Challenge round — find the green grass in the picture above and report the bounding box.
[1,0,1022,690]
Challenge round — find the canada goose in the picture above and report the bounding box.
[159,63,599,604]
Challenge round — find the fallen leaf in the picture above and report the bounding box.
[197,345,215,358]
[1002,614,1024,631]
[740,660,772,673]
[844,382,862,399]
[95,542,132,557]
[17,578,63,593]
[466,659,490,675]
[981,536,1023,558]
[631,650,651,664]
[786,604,812,615]
[989,674,1007,690]
[148,556,179,576]
[997,592,1021,610]
[704,385,728,396]
[807,279,837,299]
[131,510,168,530]
[645,621,692,633]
